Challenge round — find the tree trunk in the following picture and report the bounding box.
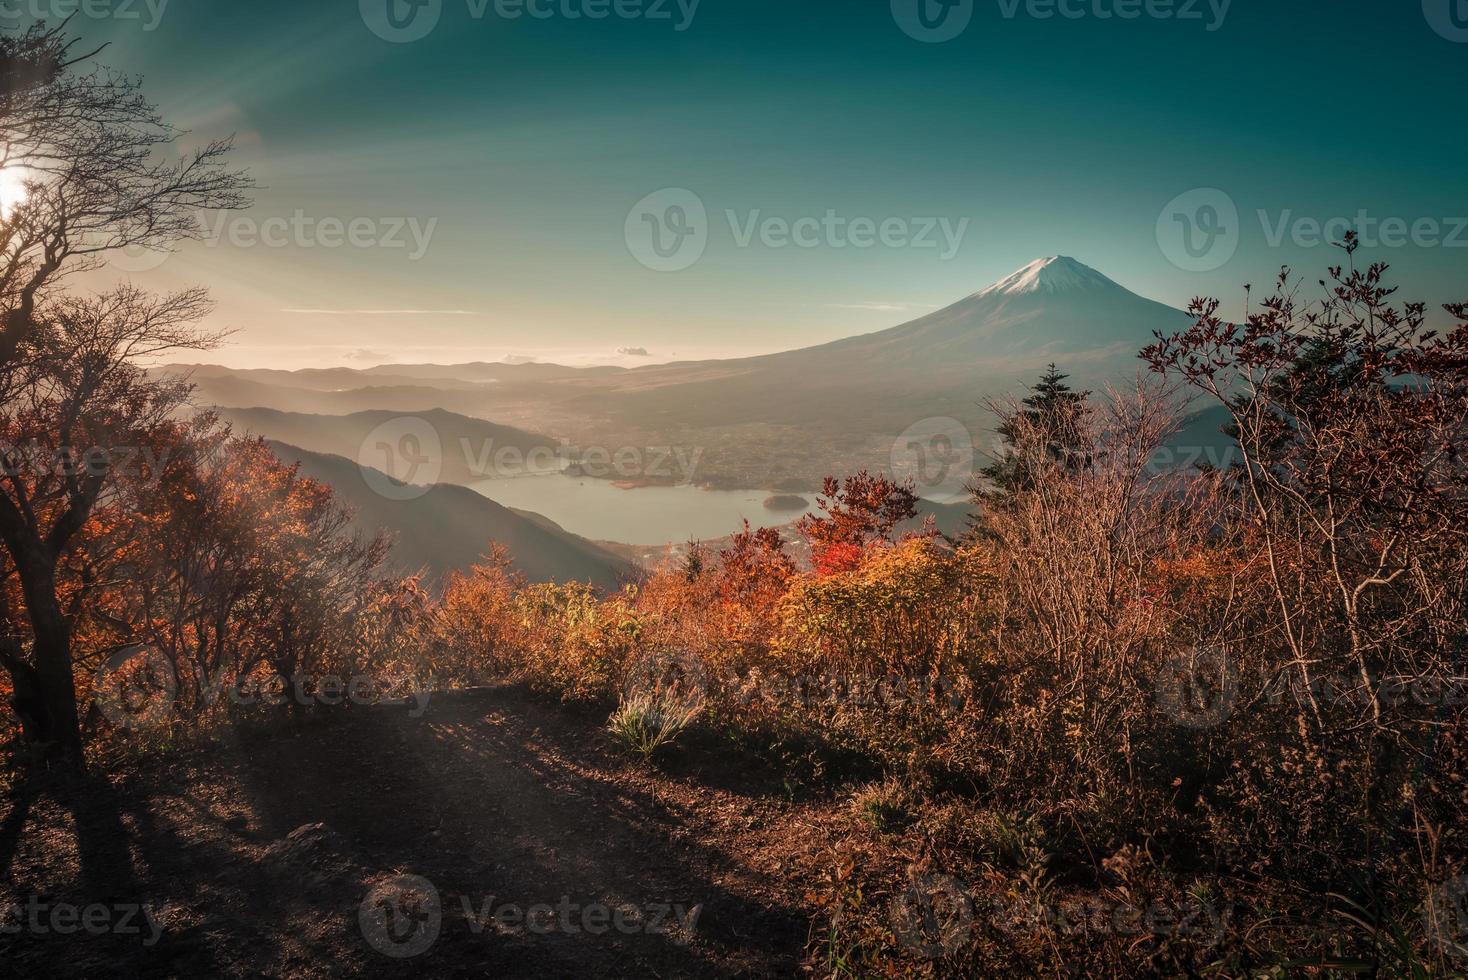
[7,540,84,765]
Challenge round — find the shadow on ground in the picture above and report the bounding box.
[0,686,830,978]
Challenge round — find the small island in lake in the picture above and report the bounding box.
[763,494,809,512]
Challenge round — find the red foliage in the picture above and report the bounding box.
[810,540,866,577]
[795,470,922,576]
[717,520,795,608]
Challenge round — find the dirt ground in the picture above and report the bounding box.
[0,686,860,978]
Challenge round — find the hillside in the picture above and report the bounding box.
[268,441,636,590]
[219,408,559,485]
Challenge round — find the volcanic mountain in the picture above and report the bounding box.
[559,256,1191,429]
[170,257,1200,491]
[803,255,1188,369]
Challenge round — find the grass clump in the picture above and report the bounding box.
[852,780,914,834]
[606,690,701,760]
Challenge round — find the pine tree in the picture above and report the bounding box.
[978,364,1092,497]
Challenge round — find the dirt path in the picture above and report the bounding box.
[0,687,855,978]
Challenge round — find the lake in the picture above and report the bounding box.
[470,475,821,544]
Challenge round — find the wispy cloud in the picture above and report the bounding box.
[823,302,939,313]
[281,308,482,316]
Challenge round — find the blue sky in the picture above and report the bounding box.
[40,0,1468,366]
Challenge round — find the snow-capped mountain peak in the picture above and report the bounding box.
[976,256,1118,297]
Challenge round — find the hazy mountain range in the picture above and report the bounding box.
[161,257,1227,584]
[220,408,558,486]
[169,257,1200,492]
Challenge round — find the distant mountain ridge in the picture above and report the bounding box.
[171,257,1208,492]
[170,257,1183,387]
[269,441,636,590]
[220,408,557,485]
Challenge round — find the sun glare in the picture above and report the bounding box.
[0,167,32,219]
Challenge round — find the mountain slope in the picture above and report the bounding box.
[220,408,557,485]
[803,256,1187,367]
[174,257,1197,490]
[268,441,636,590]
[539,256,1190,430]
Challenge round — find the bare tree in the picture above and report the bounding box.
[1143,243,1468,927]
[0,285,218,760]
[0,21,250,366]
[1144,240,1468,739]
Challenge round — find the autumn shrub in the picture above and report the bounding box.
[1140,248,1468,936]
[767,537,986,775]
[503,581,648,701]
[811,253,1468,974]
[430,546,525,684]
